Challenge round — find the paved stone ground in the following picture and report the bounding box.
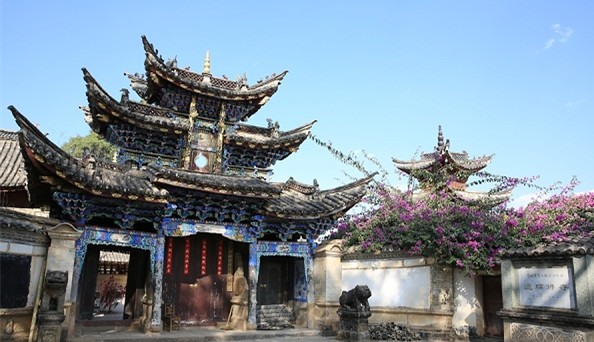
[69,325,503,342]
[70,326,330,342]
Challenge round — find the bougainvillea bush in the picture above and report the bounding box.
[333,184,593,276]
[310,133,593,276]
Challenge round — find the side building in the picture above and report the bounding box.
[7,35,373,337]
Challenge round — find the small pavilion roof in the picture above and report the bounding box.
[393,126,493,174]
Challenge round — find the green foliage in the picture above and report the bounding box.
[61,132,116,160]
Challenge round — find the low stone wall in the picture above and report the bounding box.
[0,307,33,342]
[313,240,462,336]
[341,253,454,331]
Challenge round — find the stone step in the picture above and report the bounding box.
[256,304,295,330]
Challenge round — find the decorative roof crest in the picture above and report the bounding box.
[203,50,211,74]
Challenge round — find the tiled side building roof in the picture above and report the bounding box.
[0,129,27,189]
[502,232,594,258]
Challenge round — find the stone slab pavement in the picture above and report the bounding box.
[69,325,503,342]
[70,326,334,342]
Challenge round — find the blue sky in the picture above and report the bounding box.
[2,1,593,207]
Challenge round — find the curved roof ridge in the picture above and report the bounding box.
[392,157,436,171]
[10,106,168,202]
[9,106,69,160]
[264,173,376,219]
[444,150,494,171]
[450,186,513,204]
[83,68,191,133]
[319,172,377,195]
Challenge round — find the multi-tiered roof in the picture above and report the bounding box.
[393,126,512,205]
[10,36,372,237]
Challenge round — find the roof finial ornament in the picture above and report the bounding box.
[203,50,211,74]
[437,125,444,148]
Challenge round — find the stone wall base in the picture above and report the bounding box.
[505,322,593,342]
[0,307,32,341]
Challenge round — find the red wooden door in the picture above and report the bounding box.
[163,235,230,326]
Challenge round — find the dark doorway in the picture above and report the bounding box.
[482,275,503,336]
[257,256,295,305]
[77,245,149,323]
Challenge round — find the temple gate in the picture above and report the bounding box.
[9,35,373,334]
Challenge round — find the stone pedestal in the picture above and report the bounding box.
[36,270,68,342]
[36,313,65,342]
[337,309,371,341]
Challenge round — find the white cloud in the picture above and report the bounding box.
[544,23,573,49]
[565,99,586,108]
[508,193,539,209]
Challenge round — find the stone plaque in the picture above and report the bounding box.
[517,266,576,309]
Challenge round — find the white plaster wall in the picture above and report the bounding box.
[342,258,431,309]
[452,269,481,335]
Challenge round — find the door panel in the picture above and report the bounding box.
[257,257,288,305]
[483,276,503,337]
[163,235,231,326]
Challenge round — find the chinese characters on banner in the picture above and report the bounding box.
[518,266,576,309]
[165,238,173,275]
[201,239,208,275]
[227,243,234,292]
[183,237,191,274]
[217,239,223,276]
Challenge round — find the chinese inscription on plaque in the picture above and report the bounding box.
[518,266,576,309]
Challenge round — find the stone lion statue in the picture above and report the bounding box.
[339,285,372,312]
[44,270,68,298]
